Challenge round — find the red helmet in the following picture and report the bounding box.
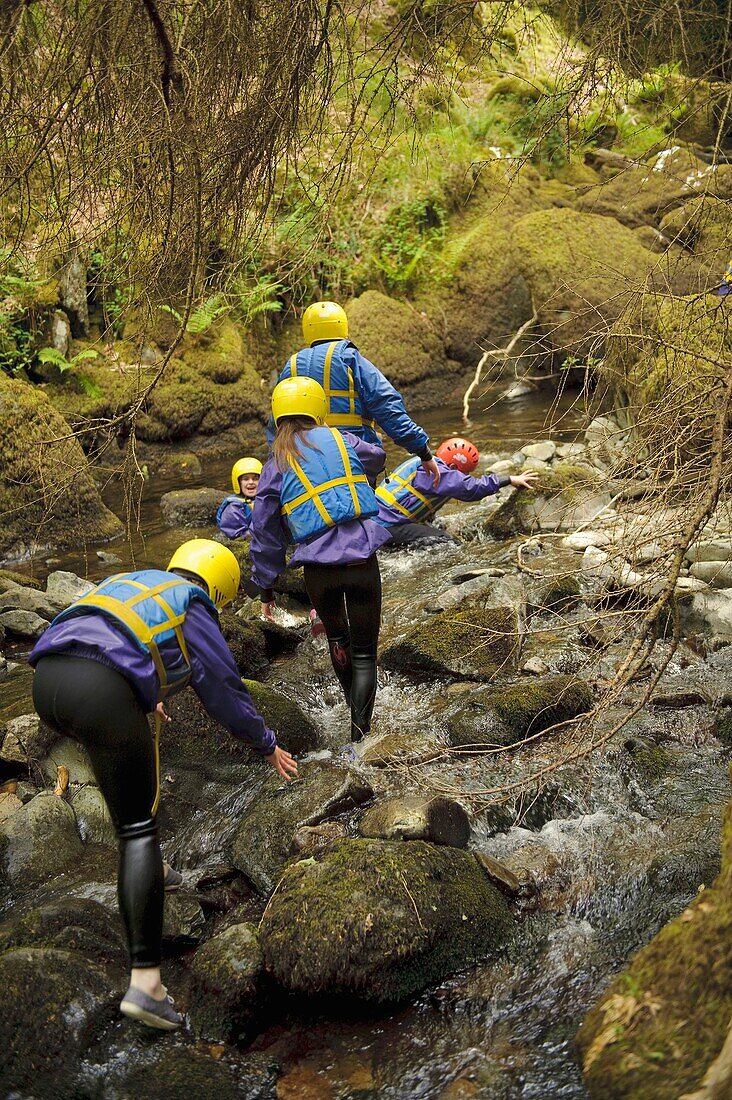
[436,437,480,473]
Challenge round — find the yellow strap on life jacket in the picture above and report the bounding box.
[127,579,192,672]
[376,464,437,519]
[322,340,337,400]
[375,484,414,518]
[284,430,368,527]
[151,711,162,817]
[291,344,375,430]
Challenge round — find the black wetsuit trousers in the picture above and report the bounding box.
[303,555,381,741]
[386,522,454,546]
[32,654,163,968]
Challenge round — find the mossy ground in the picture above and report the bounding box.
[448,674,593,748]
[382,603,520,679]
[260,837,513,1003]
[577,793,732,1099]
[488,462,599,537]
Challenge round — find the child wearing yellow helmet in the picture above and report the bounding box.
[216,456,263,539]
[251,377,388,746]
[29,539,297,1032]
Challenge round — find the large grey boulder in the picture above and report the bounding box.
[1,713,58,765]
[58,250,89,335]
[260,838,514,1002]
[45,570,95,605]
[230,760,373,894]
[0,584,65,620]
[160,487,223,528]
[0,609,49,640]
[689,561,732,588]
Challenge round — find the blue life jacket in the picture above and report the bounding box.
[216,495,254,525]
[51,570,217,699]
[281,426,378,543]
[376,456,443,522]
[281,340,376,431]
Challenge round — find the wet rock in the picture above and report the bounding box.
[0,947,112,1095]
[0,791,84,895]
[526,574,582,616]
[0,608,49,639]
[0,583,65,620]
[40,736,97,786]
[231,760,374,894]
[257,618,306,659]
[521,656,549,675]
[562,530,612,551]
[487,463,609,537]
[474,853,523,898]
[0,897,126,963]
[69,785,116,846]
[163,690,265,787]
[360,729,446,767]
[219,611,269,679]
[446,675,593,749]
[188,921,264,1040]
[163,890,206,943]
[96,549,122,564]
[160,486,223,527]
[0,569,42,592]
[690,561,732,588]
[260,838,514,1003]
[1,713,58,765]
[291,821,349,856]
[681,589,732,641]
[0,792,22,822]
[521,440,556,462]
[382,589,523,681]
[45,569,95,605]
[241,678,320,756]
[58,250,89,335]
[425,571,510,614]
[359,795,470,848]
[105,1044,269,1100]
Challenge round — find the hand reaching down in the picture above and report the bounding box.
[266,745,298,780]
[510,471,540,491]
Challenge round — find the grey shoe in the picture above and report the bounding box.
[164,865,183,891]
[337,744,358,762]
[120,986,184,1031]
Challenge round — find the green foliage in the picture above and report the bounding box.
[0,251,46,376]
[160,296,230,334]
[372,196,447,290]
[37,346,102,397]
[229,275,283,323]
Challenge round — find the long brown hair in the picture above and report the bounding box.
[272,415,319,471]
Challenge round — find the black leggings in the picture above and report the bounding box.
[303,555,381,741]
[386,522,454,546]
[32,655,163,968]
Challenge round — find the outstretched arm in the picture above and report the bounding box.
[350,350,430,457]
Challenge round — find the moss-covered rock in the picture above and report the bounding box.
[241,679,320,756]
[624,737,670,784]
[159,486,223,527]
[381,602,521,680]
[0,791,84,897]
[0,946,113,1094]
[487,463,606,537]
[219,610,269,679]
[511,207,670,358]
[659,194,728,290]
[359,795,470,848]
[260,837,514,1002]
[415,171,544,368]
[346,289,455,409]
[0,569,42,591]
[446,675,593,748]
[230,760,373,894]
[577,794,732,1099]
[0,373,123,561]
[603,294,732,453]
[188,920,265,1040]
[112,1046,267,1100]
[0,897,125,963]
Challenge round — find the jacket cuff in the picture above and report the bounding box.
[259,588,275,602]
[417,446,433,462]
[496,474,512,488]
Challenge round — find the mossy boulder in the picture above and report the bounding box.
[574,146,711,229]
[0,897,125,963]
[159,486,223,527]
[230,760,373,894]
[112,1046,268,1100]
[0,791,84,897]
[577,792,732,1099]
[510,208,661,358]
[446,675,593,748]
[381,601,522,680]
[259,837,514,1002]
[415,171,543,368]
[188,921,265,1040]
[0,946,113,1094]
[604,294,732,452]
[219,610,269,679]
[486,463,607,537]
[241,679,320,756]
[0,373,123,561]
[346,290,455,410]
[659,194,728,292]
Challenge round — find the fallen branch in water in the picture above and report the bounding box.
[462,311,538,425]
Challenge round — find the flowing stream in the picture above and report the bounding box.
[2,382,730,1099]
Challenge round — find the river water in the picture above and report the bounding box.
[2,382,730,1099]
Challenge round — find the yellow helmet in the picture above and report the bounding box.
[271,376,328,425]
[167,539,240,609]
[302,301,348,345]
[231,457,263,492]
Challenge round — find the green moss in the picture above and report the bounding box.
[488,462,600,538]
[241,679,320,756]
[382,604,520,680]
[219,612,269,680]
[511,207,659,357]
[534,575,582,613]
[0,374,123,560]
[625,738,669,783]
[188,921,264,1040]
[493,675,593,735]
[118,1048,249,1100]
[486,75,544,102]
[0,569,42,591]
[260,837,513,1002]
[577,799,732,1098]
